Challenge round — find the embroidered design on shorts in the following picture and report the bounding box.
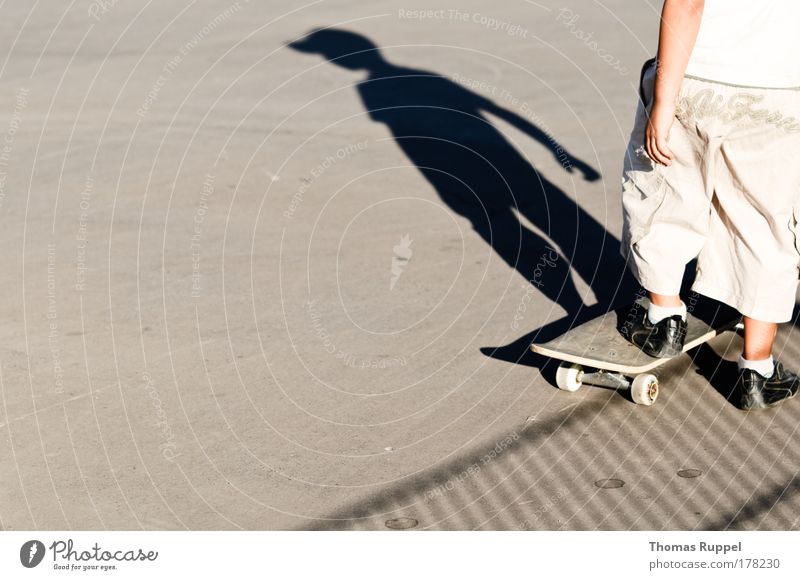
[676,88,800,133]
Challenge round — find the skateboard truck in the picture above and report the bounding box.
[556,363,659,406]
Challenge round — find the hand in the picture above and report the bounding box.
[645,100,675,166]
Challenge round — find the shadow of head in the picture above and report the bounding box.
[289,28,384,71]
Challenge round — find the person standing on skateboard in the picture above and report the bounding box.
[621,0,800,409]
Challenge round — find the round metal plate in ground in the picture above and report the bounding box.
[594,479,625,489]
[385,517,419,530]
[677,469,702,479]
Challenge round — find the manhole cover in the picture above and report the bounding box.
[677,469,702,479]
[385,517,418,530]
[594,478,625,489]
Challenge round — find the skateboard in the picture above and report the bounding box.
[530,296,742,406]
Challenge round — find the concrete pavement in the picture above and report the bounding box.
[1,0,799,531]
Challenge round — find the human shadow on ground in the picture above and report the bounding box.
[289,29,639,365]
[287,33,800,530]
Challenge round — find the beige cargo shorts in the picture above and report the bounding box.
[621,59,800,323]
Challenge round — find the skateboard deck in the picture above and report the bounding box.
[531,296,741,374]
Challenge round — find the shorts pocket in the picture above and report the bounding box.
[621,140,669,247]
[789,206,800,277]
[621,58,668,249]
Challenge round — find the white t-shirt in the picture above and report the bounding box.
[685,0,800,88]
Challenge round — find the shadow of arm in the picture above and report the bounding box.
[481,100,600,182]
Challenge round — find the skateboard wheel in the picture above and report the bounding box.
[556,363,583,392]
[631,373,658,406]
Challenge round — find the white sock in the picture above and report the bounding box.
[648,300,687,324]
[738,354,775,378]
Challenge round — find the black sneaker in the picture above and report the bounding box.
[628,309,687,358]
[737,361,800,410]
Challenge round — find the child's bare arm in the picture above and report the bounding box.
[647,0,705,165]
